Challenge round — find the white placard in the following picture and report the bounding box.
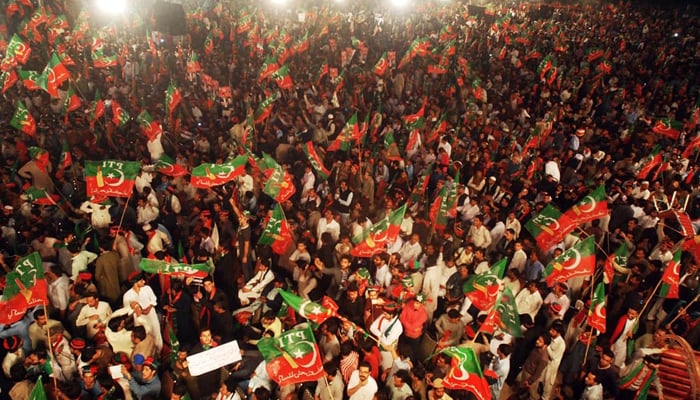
[109,365,123,380]
[186,340,242,376]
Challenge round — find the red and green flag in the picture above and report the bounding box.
[587,282,607,333]
[3,34,31,69]
[139,258,213,278]
[409,162,434,204]
[0,70,18,94]
[441,346,490,400]
[405,129,422,156]
[384,129,402,161]
[604,242,628,285]
[525,204,575,250]
[165,82,182,119]
[659,249,681,299]
[316,62,329,85]
[328,112,359,152]
[401,97,427,130]
[89,89,105,128]
[190,155,247,189]
[85,160,140,198]
[463,268,500,311]
[429,185,450,231]
[260,153,296,202]
[636,145,662,179]
[11,101,36,137]
[186,52,201,73]
[259,203,294,255]
[271,64,293,90]
[23,186,59,205]
[587,48,604,62]
[254,92,280,124]
[278,289,336,325]
[111,101,130,127]
[63,85,81,115]
[258,56,280,82]
[136,110,163,141]
[373,52,389,76]
[18,69,42,90]
[481,287,522,337]
[544,236,596,286]
[155,154,188,177]
[398,37,431,69]
[91,49,118,68]
[37,53,70,97]
[652,118,683,140]
[0,252,49,325]
[563,185,608,225]
[351,204,407,258]
[59,138,72,170]
[302,142,331,180]
[204,31,214,55]
[257,325,324,386]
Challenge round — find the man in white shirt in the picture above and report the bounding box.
[369,302,403,371]
[76,291,112,339]
[398,234,423,266]
[123,272,162,351]
[543,282,570,320]
[317,210,340,249]
[515,280,543,319]
[347,362,378,400]
[509,242,528,273]
[373,253,392,291]
[238,257,275,306]
[467,216,492,250]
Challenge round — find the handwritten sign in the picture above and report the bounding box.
[187,340,242,376]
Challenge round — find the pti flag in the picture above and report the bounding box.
[441,346,490,400]
[463,268,500,311]
[258,203,294,255]
[525,204,575,250]
[260,153,296,202]
[190,155,247,189]
[302,142,331,180]
[155,154,188,178]
[257,325,324,386]
[351,204,407,258]
[587,282,607,333]
[481,287,522,337]
[604,242,629,284]
[543,236,596,286]
[11,101,36,137]
[0,252,48,325]
[139,258,213,279]
[85,160,140,198]
[659,249,681,299]
[279,290,335,325]
[563,185,608,225]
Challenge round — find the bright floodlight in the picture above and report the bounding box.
[391,0,410,8]
[271,0,287,4]
[96,0,126,14]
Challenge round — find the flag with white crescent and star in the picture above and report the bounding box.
[85,160,141,198]
[563,185,608,225]
[543,236,596,286]
[258,203,294,255]
[0,252,48,325]
[587,282,607,332]
[660,249,682,299]
[190,155,247,189]
[351,204,407,258]
[525,204,575,251]
[257,325,324,386]
[279,289,336,325]
[441,346,490,400]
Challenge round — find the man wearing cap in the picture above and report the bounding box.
[76,291,112,339]
[369,302,404,371]
[1,336,24,378]
[427,378,452,400]
[122,357,162,399]
[123,272,163,351]
[50,325,77,382]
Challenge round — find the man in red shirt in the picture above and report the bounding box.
[399,294,429,361]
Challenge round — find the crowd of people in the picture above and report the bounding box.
[0,0,699,399]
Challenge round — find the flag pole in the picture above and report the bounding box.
[323,375,335,400]
[667,292,700,328]
[116,191,133,234]
[42,300,59,389]
[632,278,664,332]
[581,269,596,368]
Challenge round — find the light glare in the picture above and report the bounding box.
[96,0,126,14]
[391,0,410,8]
